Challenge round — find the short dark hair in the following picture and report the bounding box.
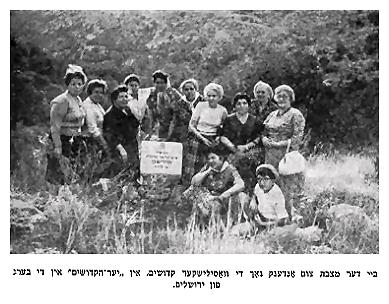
[256,168,276,180]
[110,84,128,104]
[87,81,106,96]
[64,72,86,86]
[232,92,251,108]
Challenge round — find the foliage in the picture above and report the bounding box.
[10,10,378,149]
[9,10,379,254]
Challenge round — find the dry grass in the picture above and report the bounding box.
[10,151,379,254]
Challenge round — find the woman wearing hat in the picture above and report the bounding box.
[82,78,110,155]
[167,78,205,144]
[179,78,205,112]
[262,84,305,220]
[183,82,228,185]
[145,70,183,141]
[220,92,263,194]
[46,64,87,184]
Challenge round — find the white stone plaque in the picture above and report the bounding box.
[140,141,183,176]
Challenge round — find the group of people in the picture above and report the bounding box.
[47,63,306,230]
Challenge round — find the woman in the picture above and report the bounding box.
[251,80,278,123]
[124,73,152,146]
[124,73,151,125]
[183,147,245,227]
[82,78,110,155]
[183,82,228,185]
[145,70,183,141]
[220,93,263,193]
[179,78,205,112]
[46,64,87,184]
[168,78,205,144]
[262,84,305,220]
[103,85,140,181]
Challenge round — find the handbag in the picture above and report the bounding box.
[278,139,306,175]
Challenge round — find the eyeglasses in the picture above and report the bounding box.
[184,87,195,91]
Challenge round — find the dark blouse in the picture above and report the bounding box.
[103,106,139,152]
[222,113,263,146]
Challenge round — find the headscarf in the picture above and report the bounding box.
[253,81,274,100]
[124,73,140,85]
[179,78,200,93]
[86,79,108,95]
[274,84,295,103]
[64,64,87,84]
[203,82,224,101]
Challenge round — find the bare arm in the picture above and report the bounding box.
[191,166,212,185]
[219,166,245,200]
[50,97,68,155]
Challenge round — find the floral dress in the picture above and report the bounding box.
[263,107,305,219]
[146,87,183,139]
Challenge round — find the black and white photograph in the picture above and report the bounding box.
[9,10,379,254]
[5,6,386,303]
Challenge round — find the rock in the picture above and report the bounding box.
[295,226,322,242]
[327,203,373,236]
[328,203,367,220]
[11,198,47,233]
[230,222,253,237]
[267,223,299,242]
[328,203,372,228]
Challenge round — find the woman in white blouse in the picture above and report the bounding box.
[183,82,228,185]
[82,78,110,156]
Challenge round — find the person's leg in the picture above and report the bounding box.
[183,135,199,186]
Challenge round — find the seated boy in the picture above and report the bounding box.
[247,164,289,228]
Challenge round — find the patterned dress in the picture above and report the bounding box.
[146,87,183,139]
[183,162,245,221]
[263,106,306,219]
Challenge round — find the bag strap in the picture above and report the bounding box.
[285,139,292,154]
